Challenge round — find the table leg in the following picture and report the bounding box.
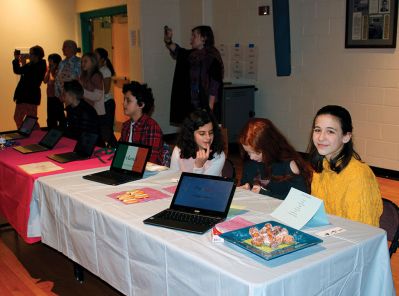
[73,262,84,283]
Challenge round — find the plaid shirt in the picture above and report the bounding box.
[120,114,164,165]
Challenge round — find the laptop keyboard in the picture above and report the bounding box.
[58,152,81,161]
[23,144,45,150]
[4,133,23,140]
[158,210,220,226]
[98,170,134,182]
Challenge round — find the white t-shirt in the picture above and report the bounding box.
[170,146,226,176]
[99,66,113,102]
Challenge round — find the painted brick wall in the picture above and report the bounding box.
[212,0,399,170]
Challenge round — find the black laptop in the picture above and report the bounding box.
[13,129,63,154]
[4,116,38,140]
[143,172,236,234]
[47,132,98,163]
[83,142,152,185]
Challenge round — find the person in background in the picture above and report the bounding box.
[94,47,117,147]
[120,81,164,165]
[62,80,99,140]
[239,118,311,200]
[170,109,225,176]
[164,25,224,124]
[55,40,81,99]
[80,53,104,116]
[308,105,382,226]
[12,45,46,128]
[43,53,65,129]
[79,52,108,145]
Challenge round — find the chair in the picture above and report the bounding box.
[379,198,399,257]
[220,126,228,156]
[222,158,236,181]
[161,143,172,167]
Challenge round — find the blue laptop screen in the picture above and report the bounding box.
[173,175,234,212]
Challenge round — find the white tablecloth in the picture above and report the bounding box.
[32,168,395,296]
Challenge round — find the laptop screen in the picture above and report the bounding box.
[39,129,63,148]
[111,142,151,174]
[172,174,235,213]
[74,132,99,156]
[19,116,37,134]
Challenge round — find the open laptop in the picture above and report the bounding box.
[13,129,63,154]
[47,132,98,163]
[143,172,236,234]
[4,116,38,140]
[82,142,152,185]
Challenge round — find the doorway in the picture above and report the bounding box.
[80,5,129,137]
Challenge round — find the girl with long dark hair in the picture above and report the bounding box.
[95,48,117,146]
[239,118,311,200]
[170,109,225,176]
[308,105,382,226]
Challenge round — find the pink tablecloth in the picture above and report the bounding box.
[0,130,112,243]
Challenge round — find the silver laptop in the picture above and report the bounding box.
[13,129,63,154]
[143,172,236,234]
[82,142,152,185]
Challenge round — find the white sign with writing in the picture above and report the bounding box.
[271,188,329,229]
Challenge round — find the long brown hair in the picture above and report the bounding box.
[80,52,101,80]
[239,118,312,190]
[307,105,360,173]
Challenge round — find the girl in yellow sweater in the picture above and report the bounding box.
[308,105,382,227]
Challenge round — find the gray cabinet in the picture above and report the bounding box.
[221,84,255,143]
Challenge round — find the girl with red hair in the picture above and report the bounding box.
[239,118,312,199]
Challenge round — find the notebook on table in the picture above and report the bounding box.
[3,116,38,140]
[47,132,98,163]
[143,172,236,234]
[13,129,63,154]
[82,142,152,186]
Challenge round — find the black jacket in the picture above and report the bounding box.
[169,45,224,125]
[65,100,100,140]
[241,160,309,200]
[13,59,46,105]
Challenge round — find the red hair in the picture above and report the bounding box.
[239,118,312,190]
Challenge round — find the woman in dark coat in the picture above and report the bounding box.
[164,25,224,124]
[12,45,46,128]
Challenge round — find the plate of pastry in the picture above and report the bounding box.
[220,220,323,260]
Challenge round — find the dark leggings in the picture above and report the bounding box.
[100,99,117,147]
[47,96,66,129]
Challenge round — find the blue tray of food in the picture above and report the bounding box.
[220,220,323,260]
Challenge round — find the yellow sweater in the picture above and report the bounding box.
[311,157,382,227]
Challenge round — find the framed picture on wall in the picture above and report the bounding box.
[345,0,398,48]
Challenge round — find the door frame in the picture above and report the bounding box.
[80,5,127,54]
